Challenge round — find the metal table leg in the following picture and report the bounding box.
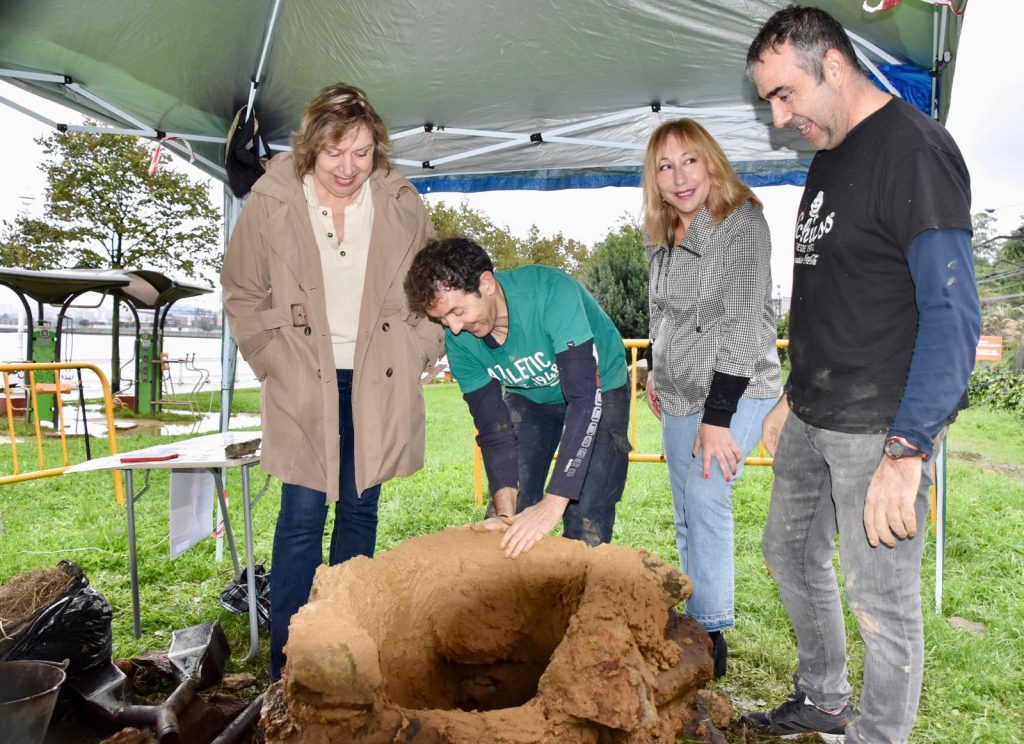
[124,469,141,639]
[209,469,242,577]
[241,464,259,663]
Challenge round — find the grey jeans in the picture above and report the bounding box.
[763,413,941,744]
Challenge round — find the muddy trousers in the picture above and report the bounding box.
[763,413,940,744]
[502,384,631,546]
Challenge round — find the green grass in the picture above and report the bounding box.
[1,386,1022,743]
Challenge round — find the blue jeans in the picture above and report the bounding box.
[503,384,630,545]
[269,369,381,680]
[662,396,777,632]
[763,413,942,744]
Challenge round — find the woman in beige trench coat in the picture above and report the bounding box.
[221,84,443,680]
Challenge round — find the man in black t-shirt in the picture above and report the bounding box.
[743,7,980,744]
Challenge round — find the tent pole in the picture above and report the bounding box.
[245,0,284,120]
[216,191,243,562]
[219,190,243,436]
[931,3,946,617]
[934,438,947,613]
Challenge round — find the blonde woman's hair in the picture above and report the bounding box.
[291,83,391,180]
[641,119,761,245]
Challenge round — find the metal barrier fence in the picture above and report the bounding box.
[1,362,123,505]
[472,338,790,506]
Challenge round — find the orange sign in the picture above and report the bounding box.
[976,335,1004,362]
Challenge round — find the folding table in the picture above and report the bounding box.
[64,430,267,663]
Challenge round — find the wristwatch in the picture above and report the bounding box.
[883,436,927,460]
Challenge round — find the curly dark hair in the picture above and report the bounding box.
[404,237,495,316]
[746,5,860,83]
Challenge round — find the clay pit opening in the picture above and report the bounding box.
[270,531,729,744]
[378,573,586,712]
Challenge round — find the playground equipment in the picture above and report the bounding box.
[0,268,212,422]
[0,268,130,428]
[1,361,123,506]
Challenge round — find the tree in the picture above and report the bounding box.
[578,219,649,341]
[426,199,589,274]
[1,124,221,389]
[972,211,1001,265]
[972,213,1024,356]
[0,217,65,269]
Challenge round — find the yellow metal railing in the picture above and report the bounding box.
[1,362,123,505]
[472,338,790,507]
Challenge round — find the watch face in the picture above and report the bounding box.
[884,438,906,458]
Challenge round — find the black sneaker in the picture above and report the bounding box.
[708,631,727,680]
[741,690,853,737]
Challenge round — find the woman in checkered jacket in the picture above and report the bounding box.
[641,118,782,680]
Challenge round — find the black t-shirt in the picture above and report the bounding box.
[788,98,971,433]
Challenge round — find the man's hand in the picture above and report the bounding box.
[469,515,514,532]
[470,486,518,533]
[499,493,569,558]
[864,455,923,548]
[492,486,516,519]
[693,423,741,481]
[761,395,789,457]
[645,372,662,420]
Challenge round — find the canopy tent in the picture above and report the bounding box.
[0,0,968,613]
[0,0,966,194]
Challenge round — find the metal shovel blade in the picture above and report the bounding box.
[167,621,229,689]
[70,661,129,712]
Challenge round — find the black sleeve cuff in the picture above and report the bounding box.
[464,380,518,494]
[701,370,750,428]
[701,406,735,427]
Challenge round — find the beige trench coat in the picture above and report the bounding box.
[221,153,444,503]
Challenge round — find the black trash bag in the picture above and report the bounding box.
[0,560,113,679]
[225,105,273,198]
[219,564,270,630]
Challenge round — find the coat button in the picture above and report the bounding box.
[386,368,393,377]
[317,369,322,379]
[304,326,311,336]
[327,232,334,238]
[382,322,390,331]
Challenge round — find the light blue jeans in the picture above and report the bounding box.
[763,413,942,744]
[662,395,777,631]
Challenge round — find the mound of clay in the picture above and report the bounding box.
[263,528,729,743]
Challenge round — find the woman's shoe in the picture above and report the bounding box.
[708,631,727,680]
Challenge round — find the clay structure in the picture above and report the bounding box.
[263,528,728,743]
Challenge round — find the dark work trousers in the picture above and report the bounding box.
[503,383,631,545]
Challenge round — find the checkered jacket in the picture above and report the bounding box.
[645,201,781,418]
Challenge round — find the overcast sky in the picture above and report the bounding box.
[1,1,1020,303]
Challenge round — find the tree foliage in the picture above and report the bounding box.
[972,211,1024,358]
[578,219,649,340]
[973,214,1024,300]
[972,211,1001,265]
[426,199,589,274]
[0,125,222,391]
[0,124,221,277]
[0,216,65,270]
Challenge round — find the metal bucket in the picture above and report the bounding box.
[0,660,67,744]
